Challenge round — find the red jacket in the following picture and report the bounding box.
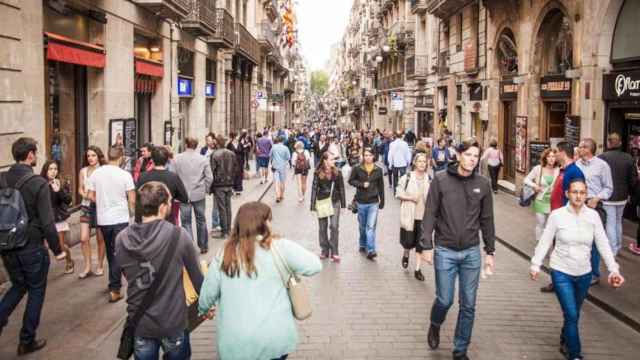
[133,157,154,183]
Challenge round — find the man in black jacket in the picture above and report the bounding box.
[600,133,637,256]
[420,139,495,360]
[210,135,237,239]
[0,137,66,356]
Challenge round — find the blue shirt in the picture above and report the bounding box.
[269,143,291,170]
[575,156,613,200]
[561,162,585,205]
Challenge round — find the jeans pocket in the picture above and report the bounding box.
[161,332,187,355]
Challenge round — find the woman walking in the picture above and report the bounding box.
[348,148,385,260]
[77,146,106,279]
[291,141,312,203]
[396,153,430,281]
[198,202,322,360]
[524,148,560,242]
[531,178,624,360]
[481,140,503,193]
[41,160,74,274]
[310,152,346,262]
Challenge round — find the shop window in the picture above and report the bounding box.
[206,58,217,82]
[178,47,194,78]
[497,28,518,76]
[534,9,573,75]
[612,0,640,63]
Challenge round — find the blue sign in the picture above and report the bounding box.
[177,77,193,97]
[205,82,216,97]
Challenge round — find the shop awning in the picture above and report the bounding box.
[135,58,163,78]
[45,32,105,69]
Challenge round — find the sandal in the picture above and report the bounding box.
[94,268,104,276]
[78,270,93,279]
[64,259,75,275]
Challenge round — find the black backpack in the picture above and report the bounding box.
[0,172,38,252]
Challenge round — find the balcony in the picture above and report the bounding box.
[207,8,235,49]
[426,0,475,19]
[377,72,404,90]
[438,51,450,76]
[411,0,428,14]
[236,22,260,64]
[181,0,216,37]
[406,54,429,79]
[257,20,277,51]
[131,0,191,20]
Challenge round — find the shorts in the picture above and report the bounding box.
[294,168,309,176]
[80,203,97,228]
[399,219,424,252]
[256,157,269,169]
[273,167,287,183]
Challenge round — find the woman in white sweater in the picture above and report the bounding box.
[523,148,560,242]
[530,178,624,360]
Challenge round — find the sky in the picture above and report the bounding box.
[296,0,353,72]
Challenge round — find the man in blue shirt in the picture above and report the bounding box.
[269,136,291,203]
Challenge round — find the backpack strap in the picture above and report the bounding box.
[15,173,39,190]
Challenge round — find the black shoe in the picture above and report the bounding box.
[452,351,470,360]
[366,251,377,260]
[540,283,554,293]
[414,269,425,281]
[17,339,47,356]
[200,248,209,254]
[427,324,440,350]
[402,255,409,269]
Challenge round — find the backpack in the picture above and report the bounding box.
[0,172,38,252]
[295,152,309,171]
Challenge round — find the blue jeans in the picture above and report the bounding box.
[603,203,625,255]
[134,329,191,360]
[430,245,481,354]
[0,247,50,344]
[180,199,208,251]
[590,243,600,279]
[100,223,127,291]
[211,195,220,229]
[551,270,591,360]
[357,202,379,253]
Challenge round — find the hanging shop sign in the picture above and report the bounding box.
[603,70,640,100]
[205,82,216,98]
[177,76,193,97]
[391,92,404,111]
[540,75,571,99]
[500,79,518,100]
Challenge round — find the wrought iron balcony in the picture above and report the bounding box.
[257,20,277,51]
[411,0,428,14]
[236,22,260,64]
[426,0,475,19]
[131,0,191,20]
[181,0,216,37]
[406,54,429,79]
[377,72,404,90]
[207,8,235,49]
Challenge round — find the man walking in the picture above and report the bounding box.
[116,181,204,359]
[174,137,213,254]
[599,133,637,256]
[210,135,237,239]
[270,136,291,203]
[255,130,272,184]
[86,146,135,303]
[421,139,496,360]
[0,137,66,355]
[576,138,613,286]
[387,131,412,194]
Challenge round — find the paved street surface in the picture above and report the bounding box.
[1,169,640,359]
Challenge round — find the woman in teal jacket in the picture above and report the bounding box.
[198,202,322,360]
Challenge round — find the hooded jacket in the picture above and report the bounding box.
[420,163,495,254]
[115,220,203,338]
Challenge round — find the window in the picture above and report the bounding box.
[206,58,217,82]
[612,0,640,63]
[457,13,463,52]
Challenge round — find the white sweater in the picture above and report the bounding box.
[531,205,620,276]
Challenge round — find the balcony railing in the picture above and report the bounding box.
[426,0,475,19]
[207,8,235,48]
[411,0,428,14]
[181,0,216,36]
[236,22,260,64]
[131,0,192,20]
[377,72,404,90]
[258,20,277,51]
[406,54,429,78]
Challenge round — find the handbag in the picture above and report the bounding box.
[184,260,209,333]
[271,242,313,321]
[519,166,542,207]
[117,227,179,360]
[315,181,335,219]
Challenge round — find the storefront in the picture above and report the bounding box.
[540,75,571,146]
[133,33,164,146]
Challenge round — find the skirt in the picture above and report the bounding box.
[80,202,97,228]
[399,219,424,252]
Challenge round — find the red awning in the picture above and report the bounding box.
[45,32,105,69]
[135,58,163,78]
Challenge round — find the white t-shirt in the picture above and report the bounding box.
[85,164,135,226]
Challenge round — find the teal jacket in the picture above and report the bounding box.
[198,239,322,360]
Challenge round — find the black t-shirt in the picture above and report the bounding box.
[135,169,189,222]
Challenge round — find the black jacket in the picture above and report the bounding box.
[599,148,637,202]
[210,148,237,188]
[310,170,346,211]
[2,164,61,255]
[420,163,495,254]
[348,164,385,209]
[49,181,72,223]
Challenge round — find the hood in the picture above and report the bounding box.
[120,220,170,259]
[445,161,475,180]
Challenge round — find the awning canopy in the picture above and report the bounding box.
[45,32,105,69]
[135,58,163,78]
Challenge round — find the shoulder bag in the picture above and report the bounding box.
[315,180,335,219]
[117,227,179,359]
[271,241,312,321]
[519,166,542,207]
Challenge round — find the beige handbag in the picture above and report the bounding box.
[271,242,313,321]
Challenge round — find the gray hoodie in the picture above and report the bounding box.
[115,219,204,338]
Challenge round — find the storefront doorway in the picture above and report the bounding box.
[416,111,433,140]
[135,93,151,145]
[503,101,517,182]
[545,101,568,144]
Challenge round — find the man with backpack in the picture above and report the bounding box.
[0,137,66,356]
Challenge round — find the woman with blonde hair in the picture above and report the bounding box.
[524,147,560,242]
[291,141,311,203]
[396,153,431,281]
[198,202,322,360]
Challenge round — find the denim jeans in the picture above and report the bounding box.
[134,329,191,360]
[0,246,50,344]
[180,199,208,251]
[357,202,378,253]
[99,223,127,291]
[603,203,625,255]
[551,270,591,360]
[430,245,481,354]
[392,166,407,194]
[211,195,220,229]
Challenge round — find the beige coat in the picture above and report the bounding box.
[396,171,430,231]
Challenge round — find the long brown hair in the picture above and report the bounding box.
[221,202,274,278]
[84,146,107,166]
[315,151,339,180]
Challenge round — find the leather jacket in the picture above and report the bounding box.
[310,170,346,211]
[210,148,237,188]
